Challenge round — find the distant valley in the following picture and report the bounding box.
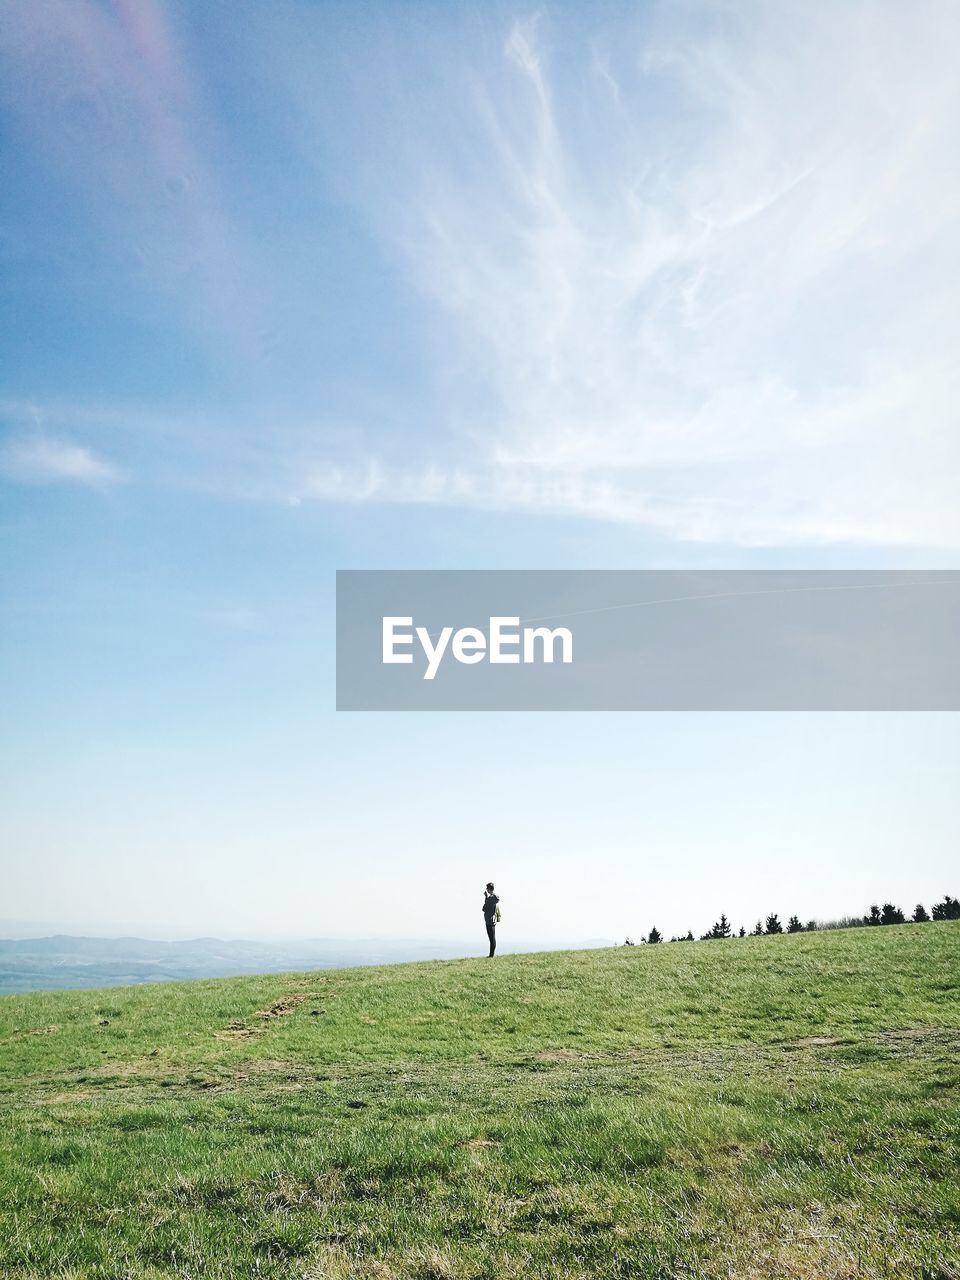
[0,934,474,994]
[0,933,612,994]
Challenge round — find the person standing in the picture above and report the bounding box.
[483,882,500,957]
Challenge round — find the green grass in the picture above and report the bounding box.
[1,924,959,1279]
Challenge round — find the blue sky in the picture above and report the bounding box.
[1,1,958,944]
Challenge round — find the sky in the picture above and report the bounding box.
[1,0,958,946]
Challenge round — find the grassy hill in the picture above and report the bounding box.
[1,925,958,1280]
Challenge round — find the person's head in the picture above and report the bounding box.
[485,881,494,892]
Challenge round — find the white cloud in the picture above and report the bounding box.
[283,0,960,547]
[5,3,958,549]
[1,436,124,486]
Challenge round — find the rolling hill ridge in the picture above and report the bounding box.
[1,924,959,1278]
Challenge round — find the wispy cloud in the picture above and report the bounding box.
[4,3,958,548]
[277,0,960,547]
[1,435,124,486]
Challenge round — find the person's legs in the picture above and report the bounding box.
[485,917,496,957]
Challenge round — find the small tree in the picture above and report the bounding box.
[932,895,960,921]
[751,920,764,936]
[685,930,694,941]
[703,914,732,939]
[805,920,817,932]
[912,904,930,923]
[647,926,662,944]
[738,926,746,937]
[787,915,804,933]
[866,904,882,926]
[765,913,783,935]
[880,903,905,925]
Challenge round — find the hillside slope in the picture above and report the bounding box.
[1,924,959,1279]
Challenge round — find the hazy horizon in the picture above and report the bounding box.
[0,919,616,948]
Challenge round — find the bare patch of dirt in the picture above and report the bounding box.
[793,1035,838,1047]
[255,993,313,1019]
[214,1021,259,1041]
[26,1025,60,1036]
[33,1089,98,1105]
[215,991,326,1039]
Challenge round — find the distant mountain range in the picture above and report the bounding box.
[0,933,615,994]
[0,934,473,994]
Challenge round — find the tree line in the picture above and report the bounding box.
[626,893,959,946]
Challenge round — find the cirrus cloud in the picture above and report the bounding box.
[1,435,124,486]
[276,0,960,547]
